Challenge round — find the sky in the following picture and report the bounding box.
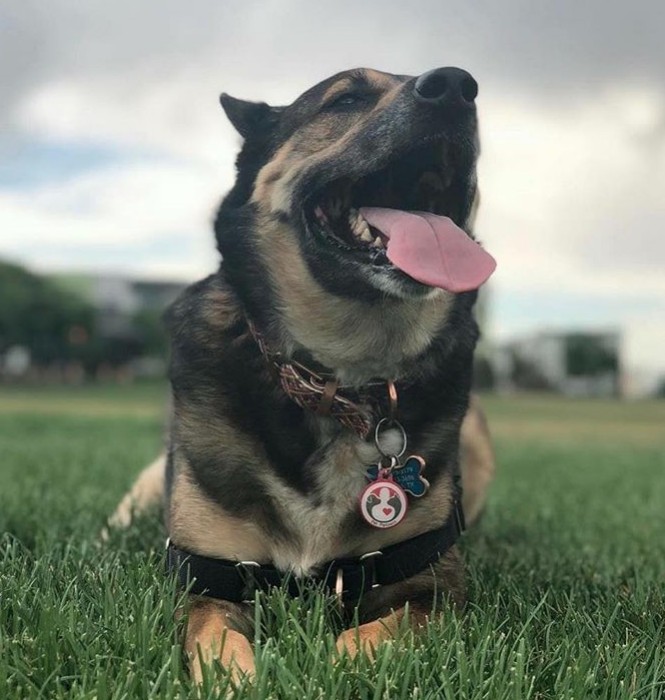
[1,1,664,387]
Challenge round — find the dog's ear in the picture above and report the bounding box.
[220,94,279,139]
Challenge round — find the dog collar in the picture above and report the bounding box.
[166,501,465,607]
[248,320,406,438]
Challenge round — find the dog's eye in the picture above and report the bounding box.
[326,92,366,110]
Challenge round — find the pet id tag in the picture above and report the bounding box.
[366,455,429,497]
[359,469,408,529]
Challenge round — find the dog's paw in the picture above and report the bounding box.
[335,620,393,660]
[190,629,256,687]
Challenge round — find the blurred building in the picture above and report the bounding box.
[51,273,185,334]
[494,330,622,397]
[49,273,187,378]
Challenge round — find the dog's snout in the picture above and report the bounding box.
[414,67,478,107]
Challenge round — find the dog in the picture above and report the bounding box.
[109,66,496,684]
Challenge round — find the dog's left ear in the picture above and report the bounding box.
[220,94,279,139]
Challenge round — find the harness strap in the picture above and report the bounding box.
[166,498,465,605]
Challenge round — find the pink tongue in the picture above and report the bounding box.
[360,207,496,292]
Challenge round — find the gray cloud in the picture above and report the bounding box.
[2,0,664,122]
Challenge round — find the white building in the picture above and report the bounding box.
[495,330,621,397]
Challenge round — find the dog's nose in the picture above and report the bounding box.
[414,67,478,107]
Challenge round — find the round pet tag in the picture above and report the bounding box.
[359,478,408,529]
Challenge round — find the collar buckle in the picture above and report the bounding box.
[235,560,261,602]
[359,550,383,590]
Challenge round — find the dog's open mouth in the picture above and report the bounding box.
[305,139,496,292]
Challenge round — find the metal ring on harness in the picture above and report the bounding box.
[374,417,407,459]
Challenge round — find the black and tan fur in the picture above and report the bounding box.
[110,67,495,683]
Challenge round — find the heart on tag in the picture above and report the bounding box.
[359,479,408,529]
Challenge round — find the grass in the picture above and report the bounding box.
[1,384,664,699]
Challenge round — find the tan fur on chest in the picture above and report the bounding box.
[169,430,382,572]
[262,423,454,573]
[168,424,451,576]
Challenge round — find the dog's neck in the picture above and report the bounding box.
[270,293,452,385]
[247,216,454,385]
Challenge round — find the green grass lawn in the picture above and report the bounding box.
[1,384,664,699]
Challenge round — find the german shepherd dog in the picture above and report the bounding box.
[110,66,496,683]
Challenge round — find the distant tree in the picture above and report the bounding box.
[565,334,618,377]
[132,308,167,357]
[0,260,96,365]
[655,378,665,399]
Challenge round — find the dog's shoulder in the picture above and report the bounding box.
[166,272,242,342]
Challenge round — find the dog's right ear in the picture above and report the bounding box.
[220,94,278,139]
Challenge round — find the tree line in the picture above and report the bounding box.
[0,260,167,378]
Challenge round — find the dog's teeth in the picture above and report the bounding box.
[314,205,328,222]
[344,206,376,245]
[350,210,371,240]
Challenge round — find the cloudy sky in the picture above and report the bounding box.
[1,1,664,385]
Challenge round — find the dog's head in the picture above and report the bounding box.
[216,67,490,306]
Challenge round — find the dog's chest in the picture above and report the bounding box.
[264,422,404,575]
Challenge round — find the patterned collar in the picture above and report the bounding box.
[247,320,404,438]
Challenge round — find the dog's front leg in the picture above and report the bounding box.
[335,606,427,659]
[336,550,466,659]
[184,596,255,684]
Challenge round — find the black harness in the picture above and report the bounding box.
[166,497,464,606]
